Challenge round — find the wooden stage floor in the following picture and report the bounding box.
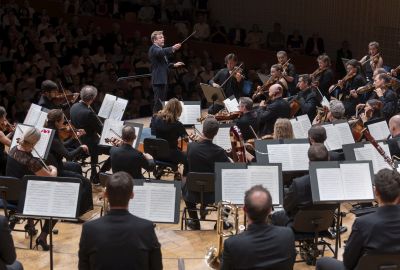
[9,115,355,269]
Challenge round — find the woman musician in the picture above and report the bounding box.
[276,51,296,95]
[252,64,288,102]
[356,99,384,124]
[311,54,335,98]
[359,41,383,82]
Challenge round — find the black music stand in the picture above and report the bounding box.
[200,83,226,107]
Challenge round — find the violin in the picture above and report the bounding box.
[281,58,291,73]
[57,122,84,141]
[252,75,277,101]
[105,137,124,147]
[328,71,357,94]
[314,106,329,124]
[310,67,327,81]
[229,125,247,163]
[197,110,242,123]
[49,91,79,105]
[0,119,15,133]
[348,117,364,142]
[287,97,301,118]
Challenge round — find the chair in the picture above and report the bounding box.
[292,204,339,266]
[354,253,400,270]
[143,138,181,180]
[181,172,217,230]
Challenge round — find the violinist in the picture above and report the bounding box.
[273,118,294,139]
[312,54,335,98]
[44,109,93,216]
[294,74,319,121]
[184,117,231,230]
[208,53,244,114]
[277,51,296,95]
[373,73,398,121]
[38,80,61,110]
[257,84,290,136]
[110,125,154,179]
[0,106,13,174]
[253,64,288,102]
[234,97,258,141]
[360,41,384,82]
[356,99,384,124]
[150,98,188,179]
[312,100,346,125]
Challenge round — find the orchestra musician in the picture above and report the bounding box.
[293,74,319,121]
[184,117,231,230]
[37,80,61,110]
[208,53,244,114]
[308,126,344,161]
[359,41,384,82]
[149,30,184,113]
[0,106,13,175]
[70,85,105,184]
[273,118,294,139]
[6,127,58,251]
[355,99,384,124]
[312,100,346,125]
[150,98,188,179]
[234,97,258,141]
[109,125,155,179]
[316,168,400,270]
[44,109,93,216]
[312,54,335,98]
[257,84,290,136]
[372,73,398,121]
[388,115,400,158]
[276,51,296,95]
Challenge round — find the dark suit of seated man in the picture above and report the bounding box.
[272,143,329,226]
[308,125,344,161]
[388,115,400,158]
[0,216,23,270]
[316,168,400,270]
[234,97,258,141]
[184,117,231,230]
[78,172,162,270]
[110,125,154,179]
[221,185,296,270]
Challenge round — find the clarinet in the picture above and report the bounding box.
[362,128,396,169]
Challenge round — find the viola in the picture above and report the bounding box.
[229,125,247,163]
[49,91,79,105]
[105,137,123,147]
[58,122,83,141]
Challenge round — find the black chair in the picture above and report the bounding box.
[354,253,400,270]
[181,172,217,230]
[143,138,181,180]
[292,204,339,266]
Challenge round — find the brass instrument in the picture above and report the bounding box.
[205,201,242,269]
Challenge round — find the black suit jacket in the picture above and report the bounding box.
[148,44,174,85]
[257,97,291,136]
[0,216,16,270]
[343,205,400,270]
[297,88,319,121]
[110,144,154,179]
[378,89,398,121]
[78,209,162,270]
[221,223,296,270]
[70,102,102,144]
[38,95,58,110]
[388,135,400,158]
[209,68,243,99]
[283,174,313,220]
[318,68,335,97]
[234,110,258,141]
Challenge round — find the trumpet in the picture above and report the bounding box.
[205,201,242,269]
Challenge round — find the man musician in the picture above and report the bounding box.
[311,54,335,98]
[360,41,384,83]
[38,80,61,110]
[276,51,296,95]
[253,64,288,103]
[234,97,258,141]
[293,74,319,121]
[149,30,184,113]
[208,53,244,114]
[372,73,398,121]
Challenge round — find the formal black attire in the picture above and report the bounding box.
[45,129,93,215]
[340,74,366,118]
[148,44,175,113]
[0,216,23,270]
[37,95,58,110]
[208,68,244,114]
[378,89,398,121]
[285,63,297,96]
[257,97,290,136]
[184,140,230,220]
[296,88,319,121]
[336,48,353,78]
[78,209,162,270]
[316,205,400,270]
[234,110,258,141]
[388,134,400,158]
[110,143,154,179]
[221,223,296,270]
[150,116,188,175]
[318,68,335,98]
[70,101,103,180]
[0,142,6,176]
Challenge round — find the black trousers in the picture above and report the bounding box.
[152,84,168,113]
[316,257,346,270]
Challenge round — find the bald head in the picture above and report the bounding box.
[244,185,272,224]
[389,115,400,137]
[269,84,283,99]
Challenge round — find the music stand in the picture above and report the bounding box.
[200,83,226,106]
[17,176,82,270]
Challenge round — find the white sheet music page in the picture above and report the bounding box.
[354,143,392,173]
[109,97,128,121]
[316,168,345,201]
[98,94,116,119]
[248,166,280,205]
[179,102,201,125]
[223,96,239,113]
[267,144,309,171]
[10,125,52,159]
[297,115,312,136]
[23,180,79,218]
[23,104,42,126]
[36,111,48,128]
[99,118,124,146]
[324,124,342,151]
[340,163,374,200]
[368,121,390,141]
[221,169,249,204]
[213,127,232,150]
[335,122,355,145]
[290,119,304,139]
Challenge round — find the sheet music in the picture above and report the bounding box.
[340,163,374,200]
[368,121,390,141]
[109,98,128,121]
[98,94,116,119]
[354,143,392,173]
[321,96,330,107]
[179,103,201,125]
[23,104,48,128]
[221,169,249,204]
[11,124,52,159]
[290,115,311,139]
[316,168,344,201]
[129,185,176,223]
[213,126,232,150]
[267,144,309,171]
[324,122,355,151]
[23,180,80,218]
[99,118,124,146]
[223,96,239,113]
[248,166,280,205]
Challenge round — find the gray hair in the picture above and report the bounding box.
[239,97,253,111]
[80,85,98,102]
[22,127,41,146]
[329,100,345,119]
